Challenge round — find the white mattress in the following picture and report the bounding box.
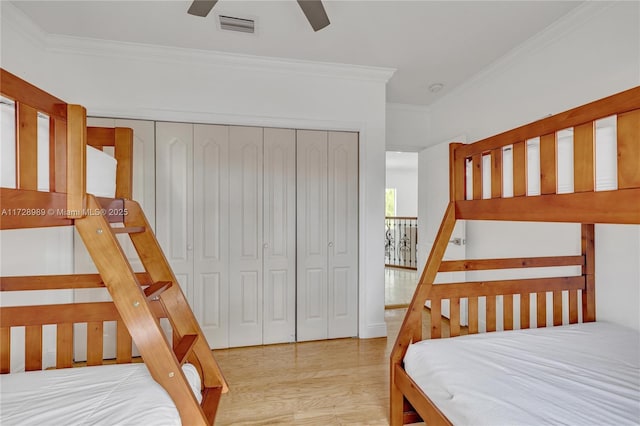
[404,321,640,426]
[86,145,117,198]
[0,363,202,425]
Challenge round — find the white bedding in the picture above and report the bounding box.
[86,145,117,198]
[404,321,640,426]
[0,363,201,425]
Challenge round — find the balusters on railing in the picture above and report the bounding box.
[385,216,418,269]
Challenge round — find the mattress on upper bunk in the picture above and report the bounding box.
[0,362,201,425]
[86,145,117,198]
[404,321,640,426]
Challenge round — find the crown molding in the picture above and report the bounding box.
[2,2,395,84]
[428,2,616,111]
[1,1,48,51]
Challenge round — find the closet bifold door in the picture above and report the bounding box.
[155,122,194,306]
[297,130,358,341]
[193,124,229,349]
[262,128,296,344]
[297,130,329,341]
[229,126,264,347]
[327,131,358,339]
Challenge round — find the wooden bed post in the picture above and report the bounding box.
[16,103,38,191]
[114,127,133,199]
[66,104,86,218]
[581,224,596,322]
[390,203,457,425]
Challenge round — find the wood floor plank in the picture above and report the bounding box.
[214,308,462,425]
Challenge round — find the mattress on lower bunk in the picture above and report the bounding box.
[0,362,201,425]
[404,321,640,426]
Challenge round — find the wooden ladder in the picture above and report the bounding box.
[74,195,227,425]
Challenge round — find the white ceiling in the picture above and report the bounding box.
[386,151,417,171]
[11,1,582,105]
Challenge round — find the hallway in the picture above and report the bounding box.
[384,267,418,308]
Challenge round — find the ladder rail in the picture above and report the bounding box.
[123,198,229,392]
[75,195,211,425]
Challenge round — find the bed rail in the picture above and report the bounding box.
[390,86,639,425]
[0,68,133,228]
[1,69,85,217]
[450,86,640,224]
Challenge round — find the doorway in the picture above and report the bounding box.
[384,151,419,308]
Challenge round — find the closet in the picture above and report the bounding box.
[81,122,359,349]
[156,123,297,348]
[296,130,359,341]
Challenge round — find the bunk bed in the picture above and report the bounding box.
[390,86,640,425]
[0,69,228,425]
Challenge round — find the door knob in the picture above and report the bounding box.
[263,243,269,249]
[328,242,334,248]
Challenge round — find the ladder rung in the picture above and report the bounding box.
[143,281,172,300]
[201,386,223,425]
[174,334,198,365]
[111,226,145,234]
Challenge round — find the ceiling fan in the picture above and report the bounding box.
[187,0,330,32]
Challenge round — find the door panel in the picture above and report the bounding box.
[263,128,296,344]
[297,130,328,341]
[327,131,358,338]
[229,126,264,347]
[156,122,194,304]
[194,124,229,348]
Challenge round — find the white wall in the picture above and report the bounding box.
[385,152,418,217]
[386,103,429,151]
[1,2,394,339]
[425,2,640,330]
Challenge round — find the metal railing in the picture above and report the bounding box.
[385,216,418,269]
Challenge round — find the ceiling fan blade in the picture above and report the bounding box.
[297,0,330,32]
[187,0,218,17]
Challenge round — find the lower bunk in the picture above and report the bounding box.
[1,362,203,425]
[0,295,223,425]
[399,321,640,425]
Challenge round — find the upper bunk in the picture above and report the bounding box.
[448,85,639,225]
[1,68,132,230]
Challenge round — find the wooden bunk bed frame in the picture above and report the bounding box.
[390,86,640,425]
[0,69,228,425]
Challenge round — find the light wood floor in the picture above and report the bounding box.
[385,267,418,308]
[214,308,452,425]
